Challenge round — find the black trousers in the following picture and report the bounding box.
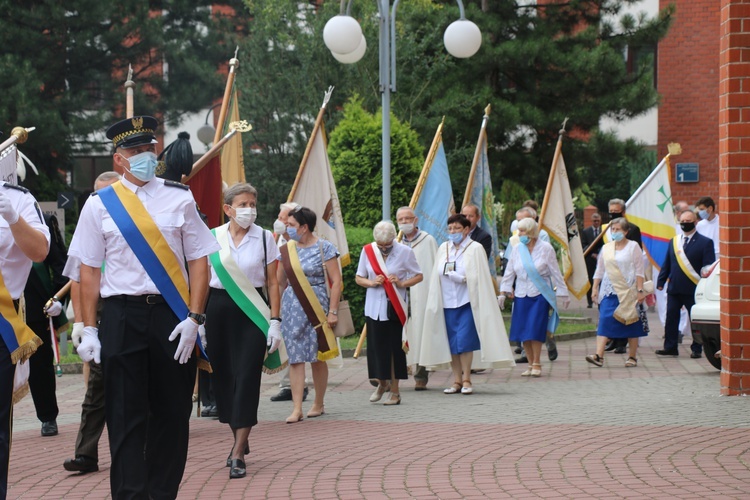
[366,317,408,381]
[27,320,58,423]
[664,293,696,353]
[100,296,196,500]
[0,338,14,500]
[74,361,105,461]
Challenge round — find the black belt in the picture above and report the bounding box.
[106,294,166,305]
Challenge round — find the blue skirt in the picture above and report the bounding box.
[597,294,647,339]
[509,295,550,343]
[444,303,481,355]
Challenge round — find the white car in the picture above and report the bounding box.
[691,261,721,370]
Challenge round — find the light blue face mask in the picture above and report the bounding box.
[124,151,158,181]
[286,226,301,241]
[611,231,624,242]
[698,209,708,220]
[448,232,464,244]
[519,235,530,245]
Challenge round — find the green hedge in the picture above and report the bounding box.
[340,226,373,335]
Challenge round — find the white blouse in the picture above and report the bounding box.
[208,224,280,289]
[356,242,421,321]
[594,240,644,298]
[500,240,569,298]
[437,237,472,308]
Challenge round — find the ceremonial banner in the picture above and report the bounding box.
[186,156,223,228]
[463,106,500,275]
[288,87,350,266]
[539,137,590,300]
[621,157,676,270]
[0,144,18,185]
[411,120,454,245]
[220,88,246,186]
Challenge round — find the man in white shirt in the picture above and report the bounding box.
[695,196,720,259]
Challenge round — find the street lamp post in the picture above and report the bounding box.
[324,0,481,221]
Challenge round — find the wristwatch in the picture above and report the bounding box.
[188,312,206,325]
[330,310,338,316]
[637,289,645,293]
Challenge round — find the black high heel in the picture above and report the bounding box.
[229,458,246,479]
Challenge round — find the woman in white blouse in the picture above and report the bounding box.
[355,221,422,406]
[500,218,569,377]
[586,218,647,368]
[205,183,282,479]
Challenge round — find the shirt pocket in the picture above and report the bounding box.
[101,217,119,234]
[153,213,185,240]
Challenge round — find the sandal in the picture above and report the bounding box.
[530,364,541,377]
[443,383,461,394]
[585,354,603,367]
[625,357,637,367]
[521,368,533,377]
[383,393,401,405]
[461,380,473,395]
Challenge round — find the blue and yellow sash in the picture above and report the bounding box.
[518,243,560,335]
[209,224,287,373]
[673,236,700,285]
[98,181,210,371]
[0,269,41,363]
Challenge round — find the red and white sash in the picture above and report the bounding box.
[363,243,409,351]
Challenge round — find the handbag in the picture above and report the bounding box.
[320,242,356,338]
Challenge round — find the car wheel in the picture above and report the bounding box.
[701,333,722,370]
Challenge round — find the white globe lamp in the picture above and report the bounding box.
[443,19,482,59]
[323,15,363,55]
[331,35,367,64]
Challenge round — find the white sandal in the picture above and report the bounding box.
[443,383,461,394]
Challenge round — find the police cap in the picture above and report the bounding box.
[106,116,159,149]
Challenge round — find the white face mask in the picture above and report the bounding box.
[233,207,256,229]
[273,219,287,235]
[398,223,415,234]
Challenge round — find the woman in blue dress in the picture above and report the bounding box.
[586,218,648,367]
[277,207,341,423]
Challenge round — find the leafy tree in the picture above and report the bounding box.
[328,96,422,228]
[0,1,246,197]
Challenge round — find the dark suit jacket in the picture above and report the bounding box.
[581,225,604,277]
[657,232,716,295]
[469,225,492,259]
[24,214,68,326]
[626,223,642,249]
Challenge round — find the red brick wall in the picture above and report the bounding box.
[719,0,750,396]
[658,0,721,205]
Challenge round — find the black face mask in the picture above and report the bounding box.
[609,212,622,221]
[680,222,696,233]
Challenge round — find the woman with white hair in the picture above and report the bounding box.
[500,218,569,377]
[355,221,422,406]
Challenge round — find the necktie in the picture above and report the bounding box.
[684,236,689,247]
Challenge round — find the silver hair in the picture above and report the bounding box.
[517,217,539,238]
[373,220,397,244]
[279,201,300,212]
[608,198,626,211]
[94,171,120,189]
[396,206,414,217]
[610,217,629,233]
[224,182,257,205]
[516,206,537,219]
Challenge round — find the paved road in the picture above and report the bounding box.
[8,303,750,499]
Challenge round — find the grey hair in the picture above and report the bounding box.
[610,217,629,233]
[94,171,120,189]
[516,206,537,220]
[396,206,414,217]
[373,220,397,244]
[280,201,300,212]
[517,217,539,238]
[224,182,257,205]
[608,198,626,211]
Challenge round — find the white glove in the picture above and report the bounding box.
[561,298,571,309]
[0,192,18,225]
[447,271,466,284]
[77,326,101,363]
[71,322,84,348]
[198,324,207,350]
[497,295,506,309]
[169,316,200,364]
[45,300,63,317]
[267,319,282,354]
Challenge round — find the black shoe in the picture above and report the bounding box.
[270,388,292,402]
[548,347,558,361]
[229,459,246,479]
[41,420,58,437]
[226,442,251,467]
[604,341,616,352]
[514,346,523,354]
[613,346,627,354]
[690,352,702,359]
[655,349,679,356]
[63,456,99,474]
[587,303,593,309]
[302,387,308,402]
[200,405,215,417]
[516,355,528,364]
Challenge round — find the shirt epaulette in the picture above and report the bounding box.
[3,184,29,193]
[91,191,99,196]
[164,180,189,190]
